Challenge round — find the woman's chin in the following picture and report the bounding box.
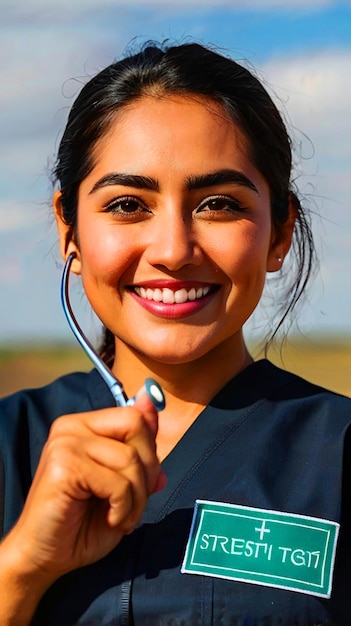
[131,338,226,368]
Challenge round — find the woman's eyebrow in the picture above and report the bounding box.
[88,169,258,195]
[89,173,159,194]
[186,169,259,193]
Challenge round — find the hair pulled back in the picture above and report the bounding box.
[53,41,314,366]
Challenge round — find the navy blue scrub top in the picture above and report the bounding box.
[1,360,351,625]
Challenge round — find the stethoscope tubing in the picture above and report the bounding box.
[60,252,165,411]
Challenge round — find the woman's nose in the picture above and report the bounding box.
[144,210,203,271]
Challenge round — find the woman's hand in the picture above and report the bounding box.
[0,388,166,622]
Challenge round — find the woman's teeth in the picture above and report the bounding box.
[134,286,211,304]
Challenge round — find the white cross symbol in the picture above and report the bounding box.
[255,520,271,541]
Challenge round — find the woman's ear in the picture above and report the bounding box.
[266,193,297,273]
[53,190,81,275]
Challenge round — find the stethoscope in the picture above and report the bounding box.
[60,252,165,411]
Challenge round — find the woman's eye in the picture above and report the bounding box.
[197,195,246,215]
[103,196,149,216]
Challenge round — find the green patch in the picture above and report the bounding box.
[182,500,339,598]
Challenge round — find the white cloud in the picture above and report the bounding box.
[0,29,111,117]
[0,255,24,284]
[0,26,124,202]
[261,48,351,169]
[0,200,47,232]
[264,48,351,112]
[257,49,351,330]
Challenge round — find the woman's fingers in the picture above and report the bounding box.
[50,400,162,495]
[9,396,166,579]
[133,384,160,435]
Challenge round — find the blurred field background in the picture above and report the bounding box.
[0,336,350,399]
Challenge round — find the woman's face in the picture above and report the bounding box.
[58,95,284,367]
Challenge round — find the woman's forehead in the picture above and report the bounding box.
[78,94,269,203]
[90,94,249,168]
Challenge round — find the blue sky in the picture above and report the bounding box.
[0,0,350,343]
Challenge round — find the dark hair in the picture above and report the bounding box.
[53,41,315,366]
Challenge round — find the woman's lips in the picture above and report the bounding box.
[127,282,219,319]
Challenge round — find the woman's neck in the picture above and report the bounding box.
[112,334,252,403]
[112,335,253,460]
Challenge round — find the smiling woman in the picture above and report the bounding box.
[56,95,277,377]
[0,41,350,625]
[53,42,311,368]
